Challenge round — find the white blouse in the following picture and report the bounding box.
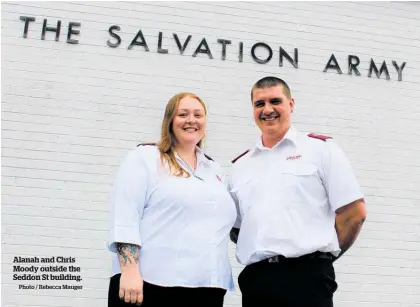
[108,145,236,290]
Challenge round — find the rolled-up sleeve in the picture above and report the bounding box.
[322,141,364,212]
[108,148,148,253]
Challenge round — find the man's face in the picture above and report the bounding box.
[252,85,294,136]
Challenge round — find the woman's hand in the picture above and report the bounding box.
[116,243,143,305]
[119,269,144,305]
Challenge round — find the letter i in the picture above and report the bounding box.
[238,42,243,63]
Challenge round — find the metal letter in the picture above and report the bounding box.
[41,19,61,41]
[20,16,35,38]
[392,60,406,81]
[323,54,342,74]
[173,33,191,55]
[67,22,80,44]
[368,59,390,80]
[107,25,121,48]
[238,42,243,63]
[279,47,298,68]
[157,32,169,54]
[128,29,149,51]
[251,42,272,64]
[217,39,231,60]
[348,55,361,76]
[192,38,213,59]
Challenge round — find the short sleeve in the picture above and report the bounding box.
[227,175,241,229]
[321,141,364,212]
[108,148,149,252]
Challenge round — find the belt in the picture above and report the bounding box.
[266,251,333,263]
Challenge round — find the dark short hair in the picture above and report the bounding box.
[251,76,292,101]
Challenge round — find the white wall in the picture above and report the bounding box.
[2,2,420,306]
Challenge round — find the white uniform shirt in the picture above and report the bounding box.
[108,145,236,290]
[229,125,364,265]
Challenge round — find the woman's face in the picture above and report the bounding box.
[172,96,206,147]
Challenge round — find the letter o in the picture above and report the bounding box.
[251,42,273,64]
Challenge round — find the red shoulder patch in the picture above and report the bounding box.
[137,142,157,147]
[231,149,250,163]
[307,133,332,142]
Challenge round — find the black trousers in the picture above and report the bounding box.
[238,256,338,307]
[108,273,226,307]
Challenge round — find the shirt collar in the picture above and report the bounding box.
[252,125,298,155]
[174,146,209,164]
[174,146,211,173]
[195,146,212,166]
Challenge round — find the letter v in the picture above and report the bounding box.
[173,33,192,55]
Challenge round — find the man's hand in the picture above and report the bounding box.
[230,227,240,244]
[117,243,143,305]
[334,198,366,261]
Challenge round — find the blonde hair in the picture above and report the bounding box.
[157,92,207,177]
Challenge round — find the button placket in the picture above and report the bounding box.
[175,153,204,181]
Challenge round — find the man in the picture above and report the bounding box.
[228,76,366,307]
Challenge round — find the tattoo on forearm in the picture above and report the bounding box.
[336,218,365,259]
[341,221,363,251]
[333,200,366,262]
[116,243,139,266]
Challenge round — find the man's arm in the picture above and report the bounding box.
[334,198,366,261]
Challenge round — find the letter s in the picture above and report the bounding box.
[107,25,121,48]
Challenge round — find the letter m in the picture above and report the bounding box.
[13,266,22,272]
[368,59,390,80]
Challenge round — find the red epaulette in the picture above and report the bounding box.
[204,154,214,161]
[231,149,250,164]
[137,142,157,147]
[308,133,332,142]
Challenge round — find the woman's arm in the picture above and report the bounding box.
[108,147,151,305]
[116,243,143,305]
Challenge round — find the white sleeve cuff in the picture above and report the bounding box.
[330,192,364,212]
[108,225,142,253]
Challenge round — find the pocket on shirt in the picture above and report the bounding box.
[278,163,319,203]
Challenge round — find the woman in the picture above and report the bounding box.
[108,93,237,307]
